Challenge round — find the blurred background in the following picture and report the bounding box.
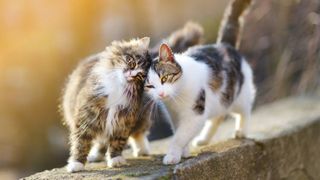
[0,0,319,179]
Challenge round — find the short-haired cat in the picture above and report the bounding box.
[145,0,255,164]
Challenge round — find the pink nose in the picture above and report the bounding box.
[159,92,165,98]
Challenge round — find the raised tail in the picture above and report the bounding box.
[217,0,252,48]
[166,22,204,53]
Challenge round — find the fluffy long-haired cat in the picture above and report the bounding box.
[145,0,255,165]
[62,37,152,172]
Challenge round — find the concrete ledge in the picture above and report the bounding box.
[174,122,320,179]
[23,96,320,179]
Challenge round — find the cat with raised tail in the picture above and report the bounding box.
[145,0,255,165]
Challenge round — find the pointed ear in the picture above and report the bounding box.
[140,37,150,49]
[159,43,174,62]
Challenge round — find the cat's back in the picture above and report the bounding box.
[184,43,243,70]
[184,43,247,106]
[184,43,244,87]
[62,53,101,125]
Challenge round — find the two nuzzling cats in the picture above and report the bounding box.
[145,0,254,164]
[62,0,254,172]
[62,23,204,172]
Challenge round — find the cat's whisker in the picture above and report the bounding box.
[153,103,160,122]
[169,94,180,105]
[171,93,192,105]
[151,101,161,122]
[154,101,164,123]
[177,93,195,105]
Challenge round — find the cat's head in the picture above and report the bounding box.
[145,43,183,100]
[105,37,151,83]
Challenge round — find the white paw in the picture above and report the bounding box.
[66,161,84,173]
[163,153,181,165]
[133,148,150,157]
[107,156,127,168]
[182,148,191,158]
[87,152,104,163]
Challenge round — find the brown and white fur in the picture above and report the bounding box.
[145,0,255,165]
[62,37,152,172]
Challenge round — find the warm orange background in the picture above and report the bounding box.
[0,1,228,178]
[0,0,319,179]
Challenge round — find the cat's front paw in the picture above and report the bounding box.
[66,161,84,173]
[107,156,127,168]
[163,153,181,165]
[182,148,191,158]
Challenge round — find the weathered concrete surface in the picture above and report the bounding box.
[23,96,320,180]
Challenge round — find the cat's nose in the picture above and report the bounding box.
[159,92,165,98]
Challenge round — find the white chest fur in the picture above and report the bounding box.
[92,65,129,136]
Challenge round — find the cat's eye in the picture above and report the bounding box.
[145,84,155,89]
[125,55,133,62]
[128,61,136,69]
[136,54,142,59]
[161,75,168,84]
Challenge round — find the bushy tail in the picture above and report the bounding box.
[150,22,204,59]
[166,22,204,53]
[217,0,252,48]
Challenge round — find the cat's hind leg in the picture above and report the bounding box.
[129,132,150,157]
[193,115,224,146]
[233,60,255,138]
[87,136,107,163]
[128,94,152,157]
[232,102,252,139]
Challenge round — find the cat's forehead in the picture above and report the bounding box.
[108,40,148,57]
[114,46,149,65]
[152,59,181,75]
[120,45,147,56]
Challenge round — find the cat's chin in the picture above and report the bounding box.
[148,93,171,102]
[157,96,171,102]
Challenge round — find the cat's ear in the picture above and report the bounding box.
[159,43,174,62]
[140,37,150,49]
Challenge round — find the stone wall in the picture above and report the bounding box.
[24,96,320,179]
